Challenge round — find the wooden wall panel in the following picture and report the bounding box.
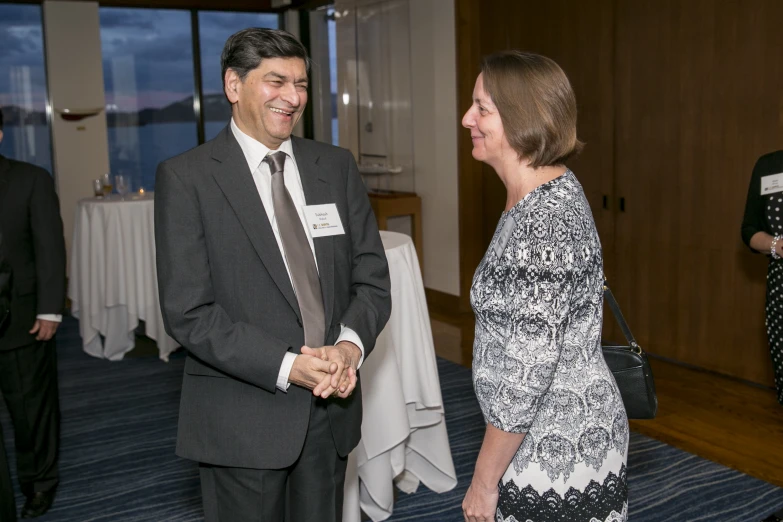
[456,0,617,337]
[470,0,616,255]
[488,0,615,252]
[456,0,783,384]
[613,0,783,384]
[455,0,485,319]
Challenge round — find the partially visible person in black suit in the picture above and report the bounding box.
[0,230,10,333]
[0,107,66,518]
[0,229,17,521]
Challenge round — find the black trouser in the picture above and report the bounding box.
[0,423,16,521]
[199,397,348,522]
[0,339,60,498]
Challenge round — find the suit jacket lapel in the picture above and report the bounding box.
[209,127,301,321]
[292,137,335,331]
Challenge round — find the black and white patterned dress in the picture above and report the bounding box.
[471,171,629,522]
[765,196,783,406]
[742,150,783,406]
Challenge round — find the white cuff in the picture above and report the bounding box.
[277,352,297,392]
[336,324,365,369]
[37,314,62,323]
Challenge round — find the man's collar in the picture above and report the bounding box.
[230,118,293,171]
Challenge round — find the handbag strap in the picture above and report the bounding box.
[603,280,642,352]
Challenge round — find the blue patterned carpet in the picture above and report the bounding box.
[0,316,781,521]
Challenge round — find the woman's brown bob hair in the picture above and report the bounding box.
[480,51,584,168]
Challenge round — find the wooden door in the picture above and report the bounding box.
[613,0,783,384]
[470,0,618,335]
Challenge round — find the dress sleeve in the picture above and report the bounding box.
[742,155,769,252]
[478,215,577,433]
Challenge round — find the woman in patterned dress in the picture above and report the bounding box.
[461,51,629,522]
[741,151,783,406]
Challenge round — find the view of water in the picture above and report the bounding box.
[0,124,53,174]
[1,119,339,192]
[0,121,227,190]
[108,121,197,192]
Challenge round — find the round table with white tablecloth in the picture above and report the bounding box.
[68,195,178,361]
[343,231,457,522]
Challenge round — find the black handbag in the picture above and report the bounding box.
[602,282,658,419]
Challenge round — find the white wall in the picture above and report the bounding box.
[335,0,460,296]
[409,0,459,296]
[43,0,110,258]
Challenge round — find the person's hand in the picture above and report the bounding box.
[29,319,58,341]
[301,341,361,399]
[288,353,338,391]
[775,240,783,259]
[299,346,346,398]
[462,479,499,522]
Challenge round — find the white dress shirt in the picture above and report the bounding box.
[230,119,364,392]
[38,314,61,323]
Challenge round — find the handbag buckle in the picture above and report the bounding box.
[630,341,642,355]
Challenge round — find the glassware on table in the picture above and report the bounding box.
[92,179,104,198]
[115,175,131,200]
[101,172,113,197]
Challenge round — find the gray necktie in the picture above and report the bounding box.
[264,151,325,348]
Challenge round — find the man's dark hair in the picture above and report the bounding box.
[221,28,310,87]
[0,107,4,131]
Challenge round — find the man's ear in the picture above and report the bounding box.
[0,130,4,145]
[224,69,241,104]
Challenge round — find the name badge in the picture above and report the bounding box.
[761,173,783,195]
[303,204,345,238]
[493,215,516,258]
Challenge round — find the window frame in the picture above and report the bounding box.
[1,0,285,149]
[0,2,56,179]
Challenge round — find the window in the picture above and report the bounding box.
[100,7,198,193]
[328,12,339,146]
[197,11,279,141]
[0,3,52,173]
[99,9,280,191]
[310,7,340,146]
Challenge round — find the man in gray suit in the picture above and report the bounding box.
[155,28,391,521]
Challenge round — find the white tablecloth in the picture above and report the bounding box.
[68,195,178,361]
[343,231,457,522]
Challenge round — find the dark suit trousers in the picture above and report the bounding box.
[199,396,348,522]
[0,339,60,497]
[0,424,16,521]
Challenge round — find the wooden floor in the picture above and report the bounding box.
[430,313,783,488]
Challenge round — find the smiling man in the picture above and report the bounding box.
[154,29,390,521]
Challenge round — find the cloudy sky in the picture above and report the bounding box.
[0,4,48,108]
[0,4,278,110]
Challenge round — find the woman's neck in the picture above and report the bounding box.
[496,159,568,212]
